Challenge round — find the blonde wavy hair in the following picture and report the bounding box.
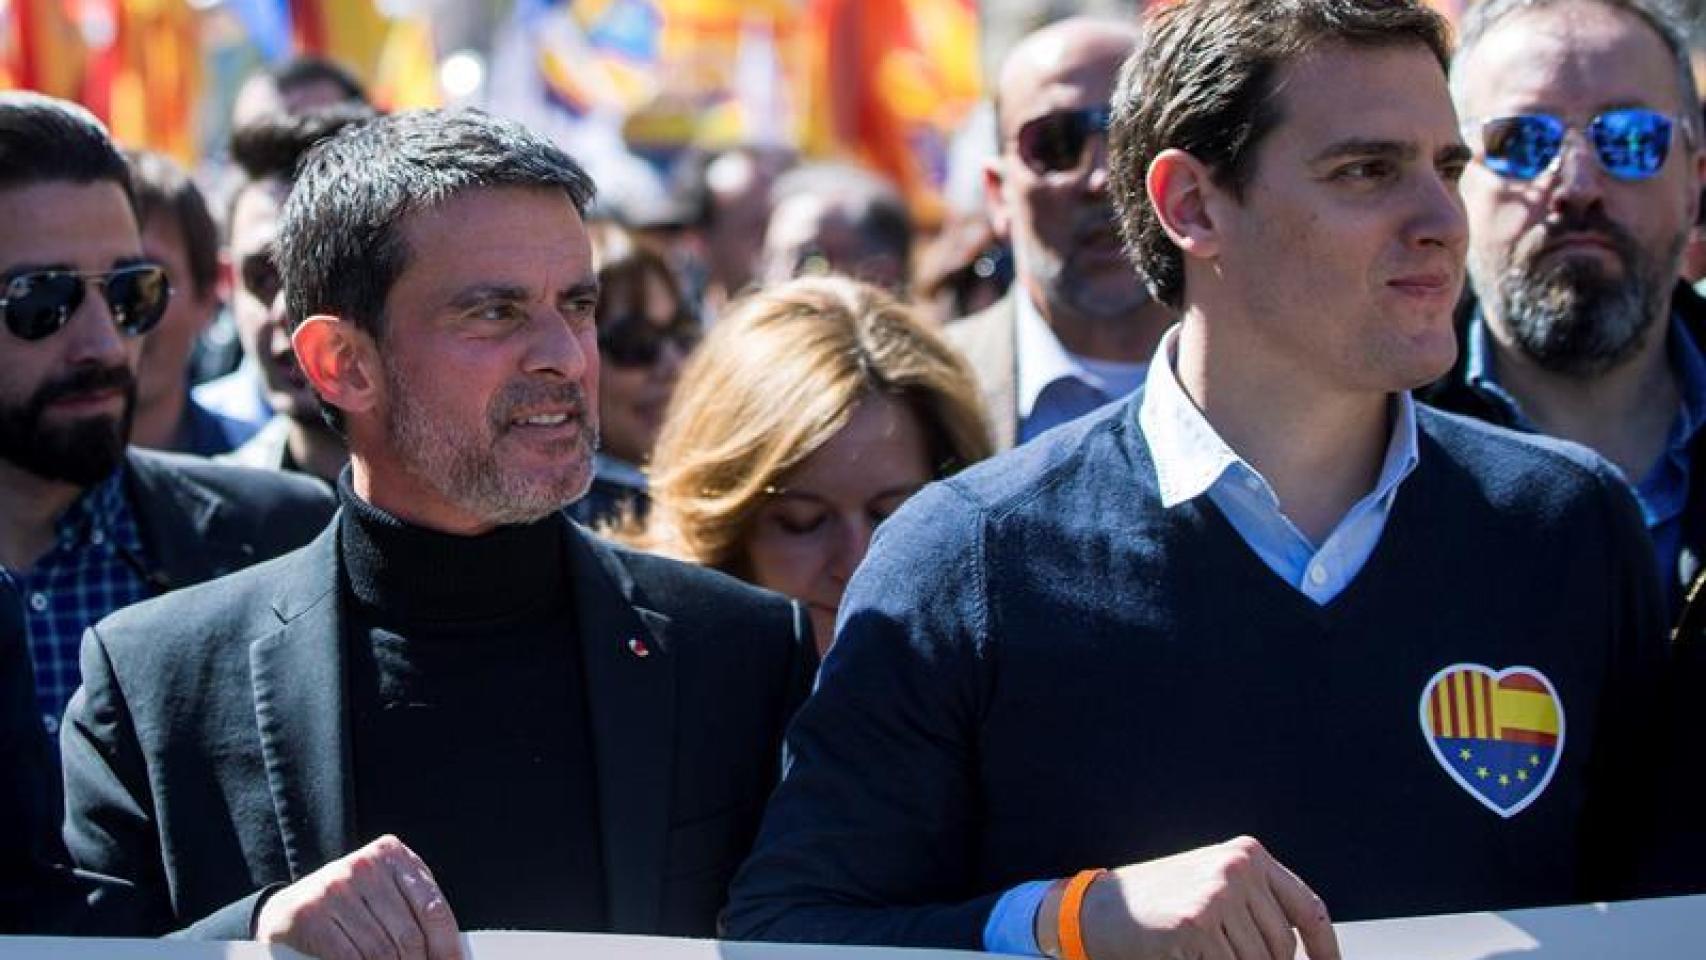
[627,276,992,576]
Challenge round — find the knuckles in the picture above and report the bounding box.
[1216,835,1270,880]
[396,924,428,953]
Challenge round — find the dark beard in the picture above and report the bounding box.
[1495,209,1675,378]
[0,364,135,485]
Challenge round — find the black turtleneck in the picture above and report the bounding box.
[338,474,606,931]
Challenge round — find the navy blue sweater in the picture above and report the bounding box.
[725,394,1667,949]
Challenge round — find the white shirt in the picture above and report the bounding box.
[1014,292,1146,443]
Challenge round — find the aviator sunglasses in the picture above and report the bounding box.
[1467,108,1683,182]
[1015,105,1113,176]
[0,263,171,342]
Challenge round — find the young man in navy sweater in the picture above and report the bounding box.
[723,1,1670,958]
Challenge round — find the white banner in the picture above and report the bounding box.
[1330,893,1703,959]
[2,895,1703,960]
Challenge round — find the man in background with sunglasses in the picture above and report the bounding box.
[0,93,335,929]
[1425,0,1706,619]
[947,16,1172,452]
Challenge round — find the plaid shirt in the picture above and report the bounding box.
[1,467,151,737]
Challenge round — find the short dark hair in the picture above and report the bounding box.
[0,92,132,204]
[272,55,368,105]
[277,109,596,344]
[124,149,218,297]
[1108,0,1452,309]
[226,105,377,251]
[230,103,378,185]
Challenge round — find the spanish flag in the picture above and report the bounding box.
[1426,668,1561,746]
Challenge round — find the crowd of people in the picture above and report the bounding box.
[3,0,1706,958]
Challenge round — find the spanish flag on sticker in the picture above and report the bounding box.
[1419,664,1564,818]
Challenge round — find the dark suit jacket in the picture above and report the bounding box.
[0,594,70,934]
[2,449,335,658]
[943,296,1019,452]
[1,449,333,933]
[124,447,336,591]
[60,515,815,940]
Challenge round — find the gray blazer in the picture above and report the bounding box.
[943,295,1019,452]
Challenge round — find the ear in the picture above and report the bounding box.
[983,156,1013,241]
[292,314,380,416]
[1147,148,1222,262]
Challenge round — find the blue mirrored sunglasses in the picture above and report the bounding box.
[1469,108,1679,182]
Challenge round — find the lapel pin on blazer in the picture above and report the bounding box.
[627,636,651,658]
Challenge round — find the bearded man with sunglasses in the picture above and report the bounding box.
[0,94,333,929]
[947,17,1173,452]
[1424,0,1706,620]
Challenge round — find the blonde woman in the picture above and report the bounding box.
[626,276,992,652]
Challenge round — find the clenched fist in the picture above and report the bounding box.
[255,835,464,960]
[1072,836,1339,960]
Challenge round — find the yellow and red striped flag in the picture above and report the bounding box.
[80,0,203,163]
[289,0,386,85]
[371,13,440,111]
[798,0,981,226]
[2,0,87,99]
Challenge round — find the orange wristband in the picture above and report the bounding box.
[1057,868,1105,960]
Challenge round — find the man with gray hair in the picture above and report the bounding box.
[1424,0,1706,615]
[60,109,815,958]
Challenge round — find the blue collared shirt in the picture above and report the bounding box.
[1142,328,1420,601]
[0,468,151,737]
[1015,293,1147,444]
[983,326,1421,955]
[1464,310,1706,600]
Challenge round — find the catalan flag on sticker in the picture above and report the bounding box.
[1419,664,1564,818]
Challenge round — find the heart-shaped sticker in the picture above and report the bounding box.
[1418,664,1564,818]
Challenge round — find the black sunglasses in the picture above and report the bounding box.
[598,314,700,368]
[0,263,171,342]
[1015,105,1113,176]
